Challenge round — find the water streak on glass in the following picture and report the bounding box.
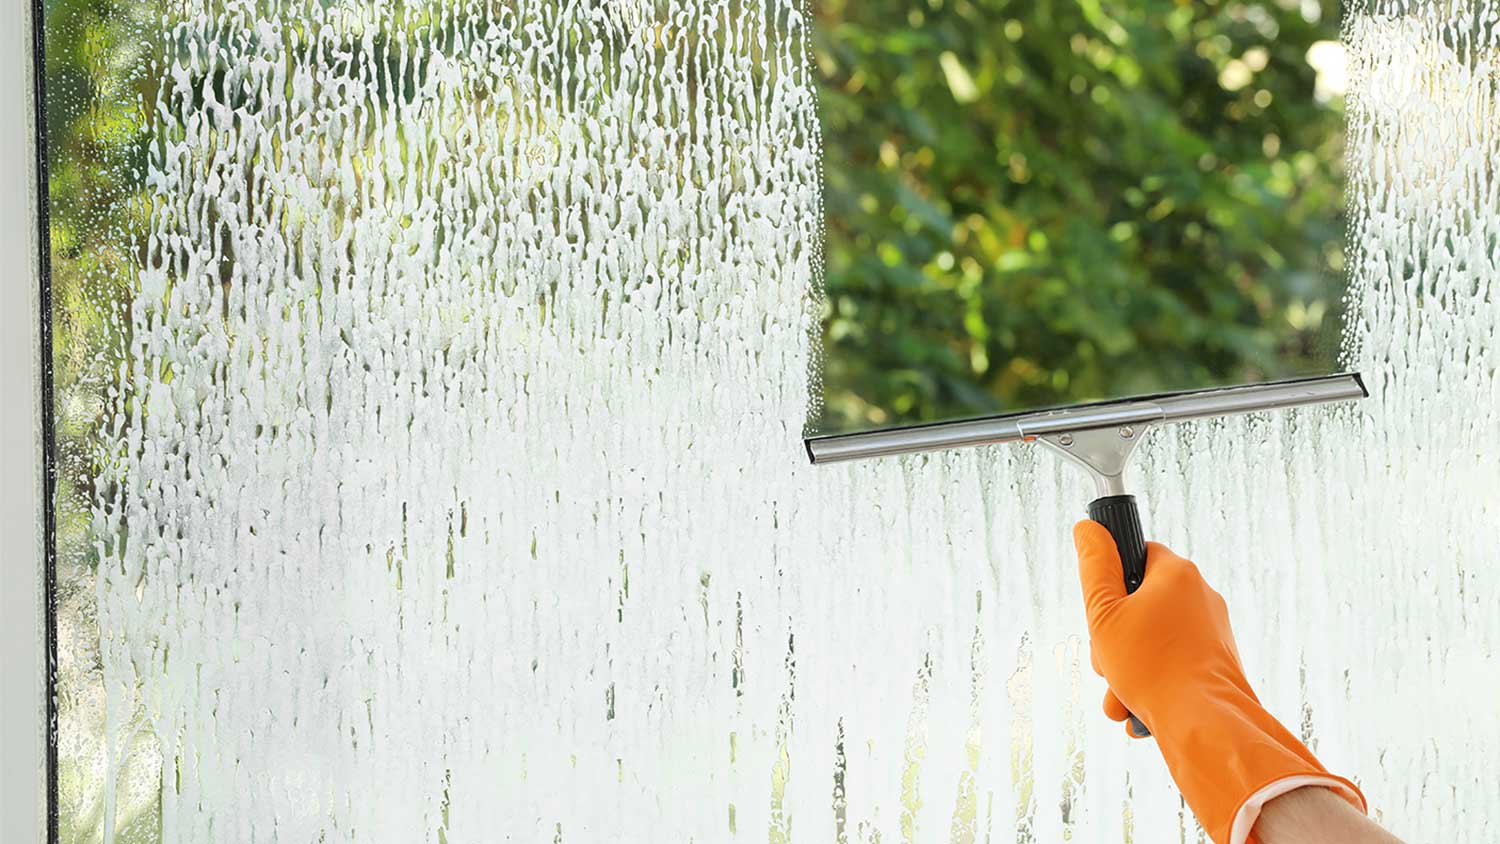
[41,1,1500,841]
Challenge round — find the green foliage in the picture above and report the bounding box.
[812,0,1346,429]
[44,0,154,504]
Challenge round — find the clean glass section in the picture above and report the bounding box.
[812,0,1349,431]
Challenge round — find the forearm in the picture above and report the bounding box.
[1253,786,1403,844]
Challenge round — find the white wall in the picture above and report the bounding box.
[0,0,46,840]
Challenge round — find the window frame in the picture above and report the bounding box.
[2,0,51,841]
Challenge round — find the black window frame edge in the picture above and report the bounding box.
[27,0,59,839]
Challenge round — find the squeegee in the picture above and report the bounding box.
[804,372,1367,736]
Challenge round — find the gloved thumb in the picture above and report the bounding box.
[1102,688,1149,738]
[1074,519,1128,617]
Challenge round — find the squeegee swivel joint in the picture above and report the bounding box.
[1016,400,1164,498]
[1036,421,1152,499]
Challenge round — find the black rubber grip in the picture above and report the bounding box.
[1088,494,1146,594]
[1087,493,1151,738]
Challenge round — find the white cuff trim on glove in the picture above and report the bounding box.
[1228,775,1366,844]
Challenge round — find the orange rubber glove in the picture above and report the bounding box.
[1073,519,1367,844]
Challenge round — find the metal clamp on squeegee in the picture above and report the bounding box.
[1017,403,1165,498]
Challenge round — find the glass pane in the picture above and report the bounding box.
[811,0,1348,431]
[40,1,1495,842]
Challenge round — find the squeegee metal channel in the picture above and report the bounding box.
[805,372,1366,464]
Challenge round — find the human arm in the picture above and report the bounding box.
[1255,785,1404,843]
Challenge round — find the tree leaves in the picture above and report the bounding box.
[814,0,1346,430]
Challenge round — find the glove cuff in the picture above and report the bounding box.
[1152,688,1366,844]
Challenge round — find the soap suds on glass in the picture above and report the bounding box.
[54,0,1499,841]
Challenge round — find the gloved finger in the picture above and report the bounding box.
[1144,540,1182,562]
[1205,587,1246,667]
[1102,688,1130,722]
[1143,541,1196,580]
[1126,717,1150,739]
[1074,520,1128,617]
[1090,641,1104,677]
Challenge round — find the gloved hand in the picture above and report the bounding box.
[1073,519,1367,844]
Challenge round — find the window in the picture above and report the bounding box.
[31,1,1498,842]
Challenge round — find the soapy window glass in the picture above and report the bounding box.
[35,0,1495,840]
[39,0,1363,840]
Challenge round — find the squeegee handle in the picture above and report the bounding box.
[1088,494,1147,592]
[1087,493,1151,738]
